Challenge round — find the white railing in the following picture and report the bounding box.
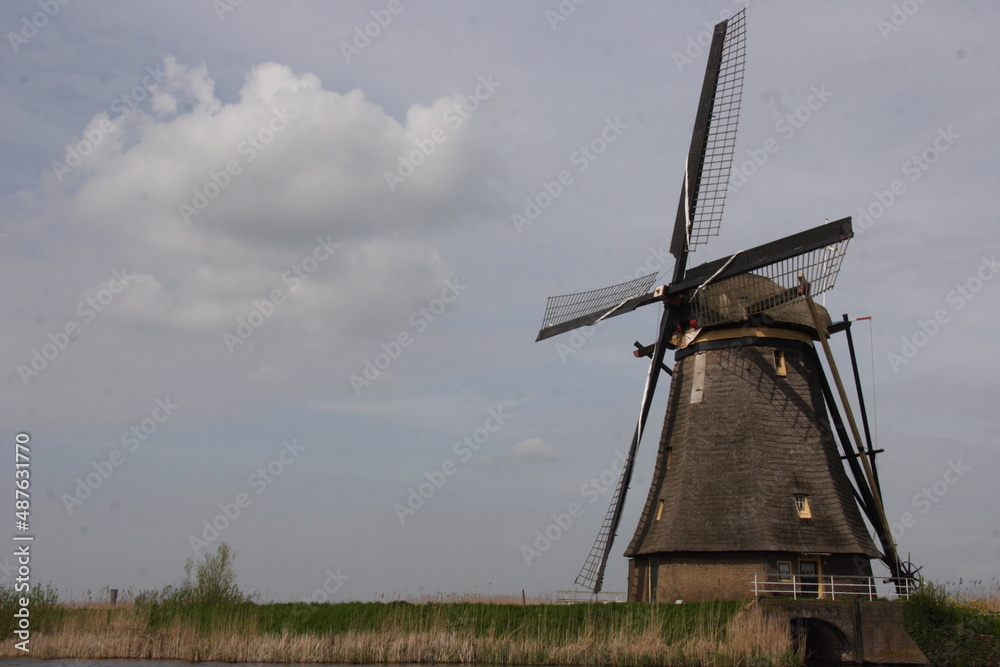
[555,590,626,604]
[752,573,913,601]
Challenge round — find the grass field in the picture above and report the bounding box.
[7,580,999,665]
[902,581,1000,667]
[1,597,801,666]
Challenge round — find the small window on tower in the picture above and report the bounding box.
[655,500,665,521]
[794,493,812,519]
[773,350,787,377]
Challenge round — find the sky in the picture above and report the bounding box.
[1,0,998,603]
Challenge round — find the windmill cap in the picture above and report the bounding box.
[691,273,832,337]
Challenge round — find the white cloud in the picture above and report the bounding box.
[2,56,503,429]
[149,56,220,117]
[48,58,501,350]
[510,437,560,462]
[67,59,497,248]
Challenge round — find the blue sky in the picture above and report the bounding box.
[1,0,998,602]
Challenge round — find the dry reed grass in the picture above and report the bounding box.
[3,601,797,666]
[946,578,1000,613]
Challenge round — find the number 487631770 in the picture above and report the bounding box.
[15,433,30,528]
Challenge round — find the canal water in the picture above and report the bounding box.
[2,661,477,667]
[3,662,398,667]
[1,661,447,667]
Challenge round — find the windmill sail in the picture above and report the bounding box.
[682,219,852,327]
[535,9,746,345]
[536,274,659,342]
[675,218,852,294]
[669,8,746,266]
[575,307,678,592]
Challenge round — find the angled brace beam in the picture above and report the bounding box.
[633,341,672,375]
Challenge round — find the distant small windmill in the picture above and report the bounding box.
[535,9,916,602]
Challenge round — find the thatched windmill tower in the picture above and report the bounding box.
[623,278,880,602]
[535,9,913,602]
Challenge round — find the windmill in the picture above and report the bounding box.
[535,9,915,601]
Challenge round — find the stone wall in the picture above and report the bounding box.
[628,551,874,602]
[760,599,929,665]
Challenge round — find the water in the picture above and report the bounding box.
[1,662,375,667]
[0,662,541,667]
[1,662,429,667]
[0,662,247,667]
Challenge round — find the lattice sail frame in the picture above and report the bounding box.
[575,483,620,589]
[538,273,659,336]
[690,240,850,327]
[685,9,746,251]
